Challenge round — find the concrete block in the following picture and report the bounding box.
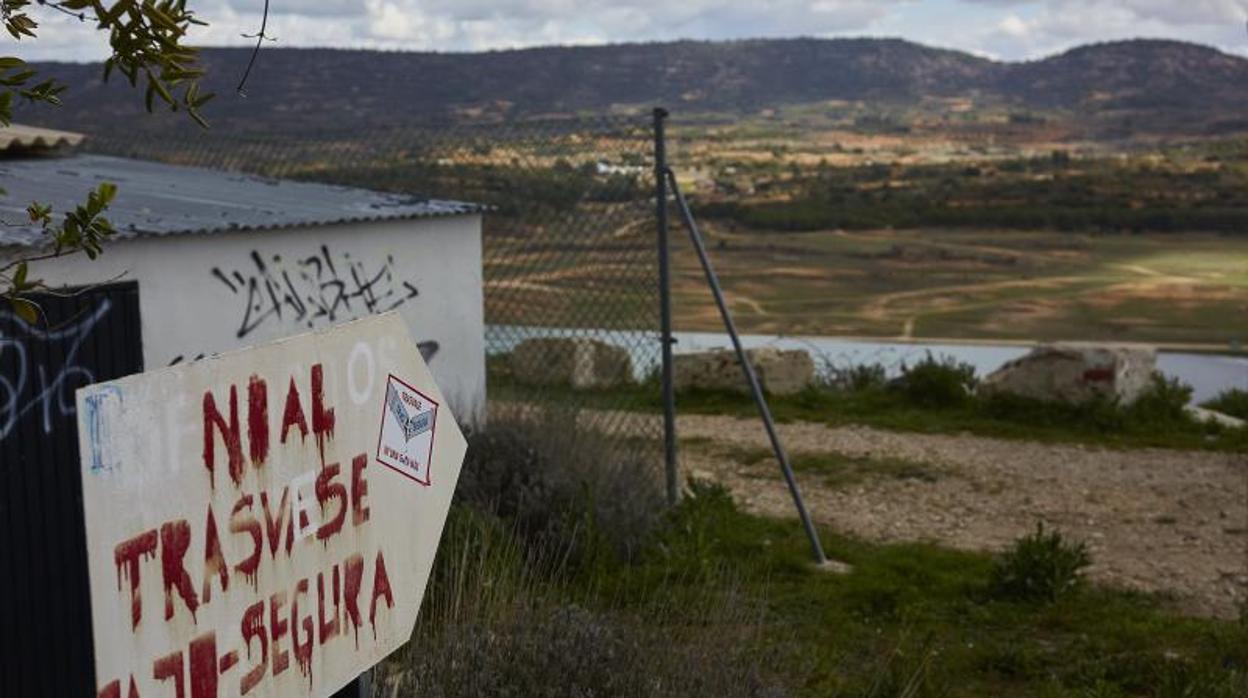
[509,337,633,389]
[674,347,814,396]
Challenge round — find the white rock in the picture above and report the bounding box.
[1184,405,1246,429]
[979,343,1157,405]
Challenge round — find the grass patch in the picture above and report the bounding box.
[668,367,1248,452]
[731,446,943,489]
[626,483,1248,697]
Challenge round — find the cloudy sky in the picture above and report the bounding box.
[23,0,1248,63]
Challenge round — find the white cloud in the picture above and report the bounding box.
[997,14,1029,39]
[13,0,1248,63]
[963,0,1248,59]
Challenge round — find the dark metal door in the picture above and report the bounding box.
[1,282,143,697]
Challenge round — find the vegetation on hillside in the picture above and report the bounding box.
[699,153,1248,234]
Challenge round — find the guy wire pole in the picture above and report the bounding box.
[654,107,679,506]
[663,167,829,565]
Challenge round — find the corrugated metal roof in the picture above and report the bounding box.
[0,154,481,248]
[0,124,85,152]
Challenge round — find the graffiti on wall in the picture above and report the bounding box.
[0,299,111,443]
[212,246,421,341]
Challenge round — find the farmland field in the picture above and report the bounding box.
[667,224,1248,349]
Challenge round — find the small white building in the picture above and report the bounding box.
[0,130,486,419]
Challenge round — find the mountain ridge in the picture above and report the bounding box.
[20,37,1248,137]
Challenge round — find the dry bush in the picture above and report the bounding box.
[372,406,785,697]
[454,404,666,565]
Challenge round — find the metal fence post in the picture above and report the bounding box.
[654,107,679,506]
[664,168,830,565]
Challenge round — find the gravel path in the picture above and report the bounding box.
[677,414,1248,619]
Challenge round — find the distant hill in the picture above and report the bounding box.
[20,38,1248,137]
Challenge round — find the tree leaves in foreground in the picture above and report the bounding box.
[1,1,213,321]
[1,182,117,323]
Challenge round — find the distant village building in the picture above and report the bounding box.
[0,126,486,418]
[595,160,646,176]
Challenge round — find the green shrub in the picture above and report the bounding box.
[652,479,742,579]
[990,523,1091,603]
[978,391,1128,433]
[1126,373,1194,426]
[823,362,889,392]
[1203,388,1248,421]
[895,354,978,408]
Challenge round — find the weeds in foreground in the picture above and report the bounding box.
[861,636,948,698]
[390,602,783,698]
[990,523,1092,603]
[376,414,784,697]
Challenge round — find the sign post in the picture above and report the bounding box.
[76,312,466,697]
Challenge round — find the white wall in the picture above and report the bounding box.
[16,214,486,421]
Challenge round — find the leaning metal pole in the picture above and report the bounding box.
[654,108,680,506]
[664,167,829,564]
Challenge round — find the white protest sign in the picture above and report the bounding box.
[76,312,466,697]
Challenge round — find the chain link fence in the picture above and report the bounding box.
[85,115,665,466]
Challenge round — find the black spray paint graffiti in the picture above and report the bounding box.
[0,299,111,443]
[212,246,421,340]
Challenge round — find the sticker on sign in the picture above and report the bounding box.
[376,375,438,485]
[76,312,467,698]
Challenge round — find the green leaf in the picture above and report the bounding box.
[97,182,118,205]
[11,297,38,324]
[148,74,174,105]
